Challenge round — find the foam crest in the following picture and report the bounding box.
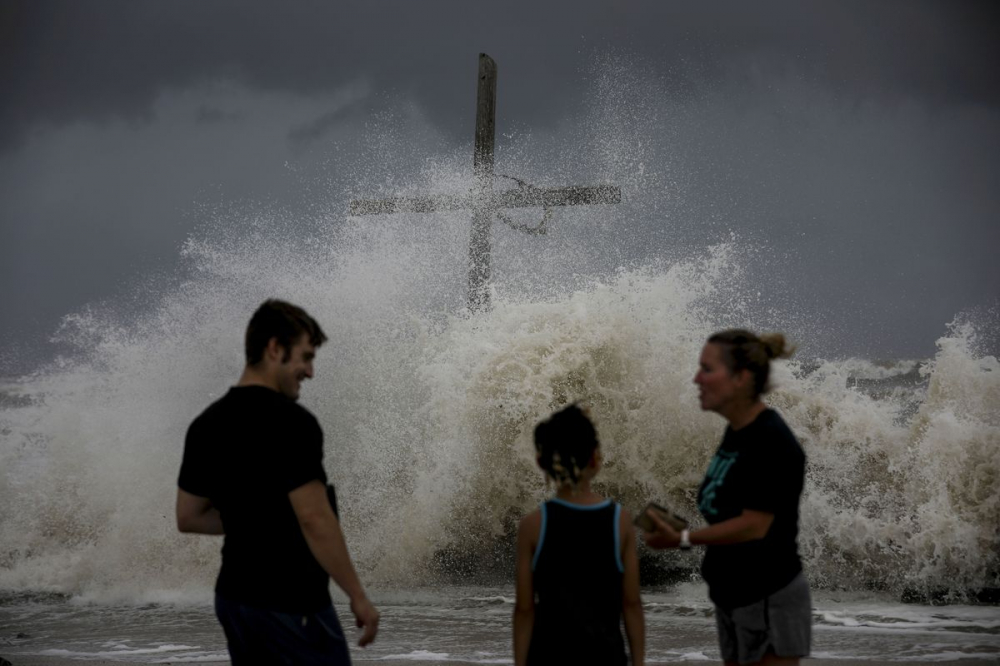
[357,248,741,580]
[783,319,999,597]
[1,273,998,599]
[1,57,998,603]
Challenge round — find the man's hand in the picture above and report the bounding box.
[642,508,681,550]
[350,596,380,647]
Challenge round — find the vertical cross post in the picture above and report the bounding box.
[469,53,497,313]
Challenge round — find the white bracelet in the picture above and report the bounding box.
[679,529,692,550]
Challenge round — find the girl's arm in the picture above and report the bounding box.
[513,510,540,666]
[619,508,645,666]
[644,508,773,549]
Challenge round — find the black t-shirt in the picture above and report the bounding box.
[696,408,805,609]
[178,385,332,613]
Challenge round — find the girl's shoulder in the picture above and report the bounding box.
[518,506,543,532]
[517,507,543,549]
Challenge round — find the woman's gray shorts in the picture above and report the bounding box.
[714,572,812,665]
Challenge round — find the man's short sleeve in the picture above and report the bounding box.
[273,408,327,494]
[178,417,213,497]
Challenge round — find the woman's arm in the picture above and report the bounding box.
[513,511,540,666]
[619,508,645,666]
[643,508,773,549]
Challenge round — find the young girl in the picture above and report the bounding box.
[513,404,644,666]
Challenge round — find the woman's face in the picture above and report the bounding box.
[694,343,745,413]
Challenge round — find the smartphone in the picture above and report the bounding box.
[634,502,688,533]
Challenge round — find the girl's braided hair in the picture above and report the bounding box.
[534,404,599,488]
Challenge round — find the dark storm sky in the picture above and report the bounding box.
[1,1,998,369]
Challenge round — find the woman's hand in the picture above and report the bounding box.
[642,508,681,549]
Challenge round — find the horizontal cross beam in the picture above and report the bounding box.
[348,184,621,217]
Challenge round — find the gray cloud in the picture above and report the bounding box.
[1,1,998,372]
[196,105,242,124]
[287,81,371,147]
[3,1,998,151]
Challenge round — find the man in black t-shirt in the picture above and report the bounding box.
[176,299,379,664]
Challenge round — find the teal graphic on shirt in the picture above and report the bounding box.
[699,449,739,516]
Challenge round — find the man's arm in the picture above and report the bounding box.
[176,489,224,535]
[289,480,380,647]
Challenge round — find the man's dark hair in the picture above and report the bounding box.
[245,299,328,365]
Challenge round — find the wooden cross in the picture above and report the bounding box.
[349,53,621,312]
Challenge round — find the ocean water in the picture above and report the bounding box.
[1,59,999,662]
[1,586,998,663]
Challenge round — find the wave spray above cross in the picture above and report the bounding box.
[349,54,622,313]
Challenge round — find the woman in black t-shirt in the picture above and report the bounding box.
[644,329,811,666]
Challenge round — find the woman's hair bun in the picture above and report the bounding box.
[759,333,794,360]
[707,328,795,397]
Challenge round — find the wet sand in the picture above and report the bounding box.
[4,587,996,665]
[0,657,991,665]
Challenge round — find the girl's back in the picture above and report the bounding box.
[528,498,627,666]
[513,404,643,666]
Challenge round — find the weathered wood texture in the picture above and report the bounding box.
[469,54,498,312]
[348,185,621,217]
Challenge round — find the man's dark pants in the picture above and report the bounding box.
[215,594,351,665]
